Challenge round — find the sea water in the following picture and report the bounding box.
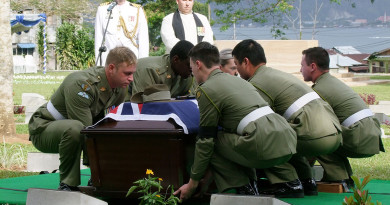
[212,26,390,54]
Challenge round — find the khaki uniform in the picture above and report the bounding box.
[95,2,149,65]
[248,66,342,183]
[313,72,384,180]
[29,67,126,186]
[130,54,196,97]
[192,69,297,191]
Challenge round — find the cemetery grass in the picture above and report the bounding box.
[13,71,73,105]
[352,84,390,101]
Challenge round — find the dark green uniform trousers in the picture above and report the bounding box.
[31,119,85,187]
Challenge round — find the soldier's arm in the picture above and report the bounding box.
[138,7,149,58]
[63,80,94,126]
[190,88,219,181]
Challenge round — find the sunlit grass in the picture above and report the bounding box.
[13,71,72,105]
[350,138,390,180]
[352,84,390,101]
[0,139,38,170]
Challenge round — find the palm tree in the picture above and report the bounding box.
[0,0,16,137]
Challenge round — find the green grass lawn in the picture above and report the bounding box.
[13,71,72,105]
[352,84,390,101]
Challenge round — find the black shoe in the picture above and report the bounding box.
[301,178,318,196]
[259,179,304,198]
[58,183,79,191]
[236,180,259,196]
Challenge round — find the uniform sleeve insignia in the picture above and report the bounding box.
[196,91,201,99]
[81,84,90,91]
[167,74,171,79]
[78,92,90,99]
[100,87,107,92]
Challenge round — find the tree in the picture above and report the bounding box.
[0,0,16,137]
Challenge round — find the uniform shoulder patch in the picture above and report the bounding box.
[99,1,110,6]
[130,3,142,8]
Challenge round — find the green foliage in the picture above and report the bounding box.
[342,176,382,205]
[127,169,180,205]
[56,22,95,70]
[37,24,44,59]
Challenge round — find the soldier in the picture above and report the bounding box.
[219,48,238,76]
[95,0,149,66]
[161,0,214,53]
[301,47,385,190]
[28,47,137,191]
[174,42,297,201]
[130,40,196,98]
[232,39,342,198]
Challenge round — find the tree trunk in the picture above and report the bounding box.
[0,0,16,137]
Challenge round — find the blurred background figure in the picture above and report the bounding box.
[219,48,238,76]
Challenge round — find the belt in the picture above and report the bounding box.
[283,92,320,120]
[237,106,274,135]
[47,100,65,120]
[341,108,373,127]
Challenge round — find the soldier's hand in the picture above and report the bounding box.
[173,179,199,202]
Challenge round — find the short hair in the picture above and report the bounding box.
[232,39,266,65]
[220,48,233,67]
[105,46,137,67]
[302,47,330,71]
[170,40,194,61]
[188,42,220,68]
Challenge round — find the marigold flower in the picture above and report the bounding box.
[158,178,163,181]
[156,195,161,198]
[146,169,154,175]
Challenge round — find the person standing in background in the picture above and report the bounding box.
[161,0,214,53]
[95,0,149,66]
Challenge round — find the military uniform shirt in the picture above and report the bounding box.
[312,72,382,154]
[248,65,340,140]
[191,69,298,180]
[131,54,195,97]
[29,66,126,135]
[95,1,149,65]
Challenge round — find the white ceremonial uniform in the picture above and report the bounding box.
[160,11,214,53]
[95,2,149,65]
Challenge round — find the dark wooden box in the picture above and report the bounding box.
[81,119,196,198]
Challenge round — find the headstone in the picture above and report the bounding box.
[26,188,108,205]
[370,104,390,116]
[22,93,47,124]
[210,194,289,205]
[373,113,390,124]
[27,152,88,172]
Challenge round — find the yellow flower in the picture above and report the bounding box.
[156,195,161,198]
[146,169,154,175]
[158,178,163,181]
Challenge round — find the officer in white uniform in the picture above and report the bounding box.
[95,0,149,66]
[160,0,214,53]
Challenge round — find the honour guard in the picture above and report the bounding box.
[95,0,149,66]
